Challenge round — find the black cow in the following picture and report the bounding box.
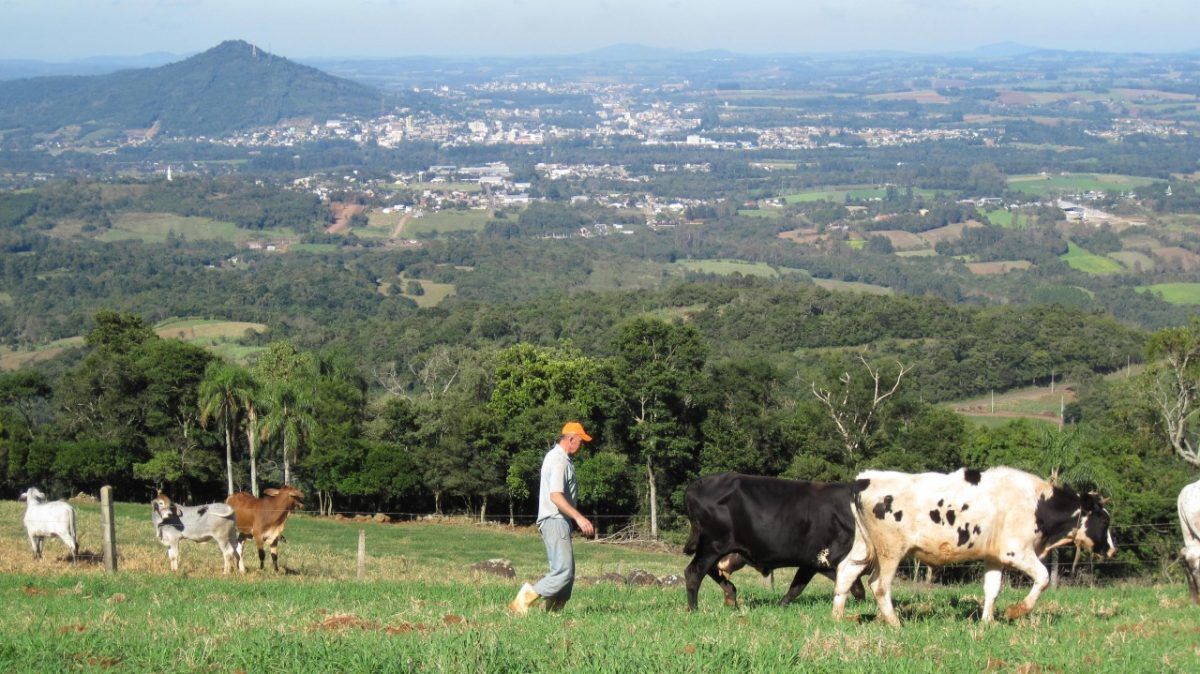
[683,472,867,610]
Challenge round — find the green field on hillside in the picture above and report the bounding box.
[1061,242,1123,274]
[97,212,295,244]
[674,259,779,277]
[0,501,1195,673]
[782,186,938,203]
[1007,173,1156,196]
[405,209,492,236]
[1136,282,1200,305]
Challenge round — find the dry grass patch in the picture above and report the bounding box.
[872,230,927,251]
[1150,247,1200,272]
[918,220,986,247]
[966,260,1033,275]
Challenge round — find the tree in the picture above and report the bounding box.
[613,318,708,539]
[811,353,912,462]
[1144,318,1200,466]
[199,361,256,496]
[253,341,318,486]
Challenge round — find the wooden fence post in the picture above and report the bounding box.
[357,529,366,580]
[100,485,117,573]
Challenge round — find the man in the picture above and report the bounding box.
[509,421,596,614]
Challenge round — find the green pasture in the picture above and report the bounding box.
[1061,242,1123,274]
[983,209,1016,228]
[1136,283,1200,305]
[0,500,1196,673]
[97,212,294,245]
[674,259,779,278]
[782,186,938,204]
[289,243,342,254]
[737,208,781,218]
[398,276,457,308]
[401,181,482,193]
[1109,251,1156,271]
[1,318,265,370]
[1007,173,1156,197]
[811,278,893,295]
[405,209,492,237]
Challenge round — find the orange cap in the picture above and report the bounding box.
[561,421,592,442]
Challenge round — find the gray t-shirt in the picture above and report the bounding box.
[537,444,577,523]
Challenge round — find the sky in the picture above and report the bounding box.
[1,0,1197,61]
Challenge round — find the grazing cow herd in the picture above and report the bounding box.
[10,470,1200,625]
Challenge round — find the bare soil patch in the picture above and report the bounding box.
[1120,234,1161,250]
[1150,246,1200,272]
[327,202,365,234]
[777,228,822,245]
[966,260,1033,275]
[871,230,927,251]
[918,220,986,247]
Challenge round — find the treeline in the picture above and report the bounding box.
[0,310,1190,575]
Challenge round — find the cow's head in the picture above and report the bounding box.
[18,487,46,504]
[264,486,304,511]
[1074,492,1116,559]
[152,493,182,520]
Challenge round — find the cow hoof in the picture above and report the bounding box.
[1004,604,1031,620]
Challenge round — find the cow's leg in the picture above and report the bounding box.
[980,564,1003,622]
[832,537,871,620]
[217,538,235,575]
[820,568,867,601]
[780,567,817,606]
[685,552,721,611]
[705,568,739,607]
[254,534,267,570]
[269,537,280,572]
[28,533,39,560]
[1184,548,1200,605]
[167,541,181,572]
[1003,552,1050,620]
[867,556,902,627]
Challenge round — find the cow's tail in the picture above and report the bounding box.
[845,479,876,567]
[69,507,79,558]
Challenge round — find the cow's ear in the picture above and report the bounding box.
[264,488,279,497]
[170,503,183,517]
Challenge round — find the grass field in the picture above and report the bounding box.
[1136,282,1200,305]
[1,500,1197,672]
[736,208,782,218]
[674,259,779,278]
[397,276,457,308]
[405,209,492,237]
[1061,242,1123,274]
[782,186,939,204]
[0,319,266,370]
[983,209,1016,228]
[1007,173,1156,197]
[97,212,295,245]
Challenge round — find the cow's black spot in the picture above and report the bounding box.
[872,495,894,520]
[973,525,981,535]
[929,510,942,524]
[946,510,956,526]
[961,504,969,511]
[893,511,903,522]
[964,468,982,485]
[968,542,974,548]
[197,506,208,516]
[937,499,944,507]
[1006,552,1015,557]
[957,526,971,546]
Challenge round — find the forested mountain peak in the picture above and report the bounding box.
[0,39,381,137]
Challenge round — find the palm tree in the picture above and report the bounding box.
[259,379,317,486]
[198,362,256,496]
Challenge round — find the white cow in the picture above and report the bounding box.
[17,487,78,562]
[151,493,242,574]
[1178,479,1200,605]
[833,467,1116,626]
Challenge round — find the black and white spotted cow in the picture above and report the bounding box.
[683,472,867,611]
[832,466,1115,626]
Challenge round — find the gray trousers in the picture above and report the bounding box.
[532,517,574,601]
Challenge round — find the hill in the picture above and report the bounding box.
[0,40,381,137]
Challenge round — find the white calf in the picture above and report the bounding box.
[151,493,242,574]
[18,487,78,562]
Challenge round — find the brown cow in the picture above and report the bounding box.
[226,486,304,571]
